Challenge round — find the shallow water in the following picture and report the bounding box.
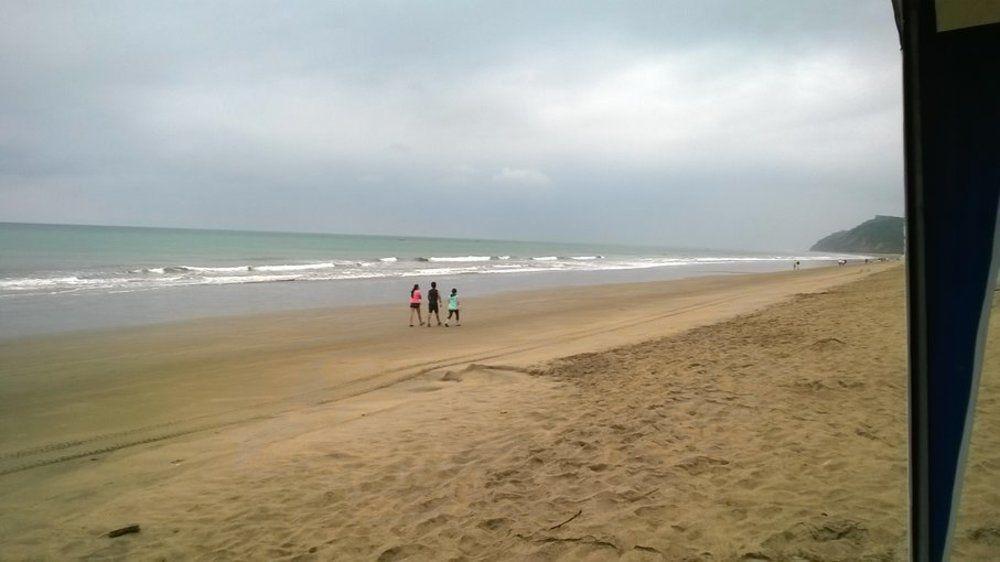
[0,222,863,338]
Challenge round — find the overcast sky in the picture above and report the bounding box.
[0,1,902,251]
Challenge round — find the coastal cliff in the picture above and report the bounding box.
[811,215,904,254]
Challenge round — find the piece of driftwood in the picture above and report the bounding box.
[108,524,140,538]
[548,509,582,530]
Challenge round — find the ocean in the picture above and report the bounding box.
[0,222,862,338]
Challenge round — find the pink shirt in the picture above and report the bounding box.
[410,289,422,304]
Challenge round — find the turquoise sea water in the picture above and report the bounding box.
[0,222,863,337]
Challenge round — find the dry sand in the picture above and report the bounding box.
[1,264,998,560]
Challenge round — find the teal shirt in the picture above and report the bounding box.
[448,295,459,310]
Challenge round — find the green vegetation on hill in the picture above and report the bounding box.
[811,215,904,254]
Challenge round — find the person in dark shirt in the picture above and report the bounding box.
[426,281,443,327]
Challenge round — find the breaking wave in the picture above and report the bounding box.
[1,253,866,297]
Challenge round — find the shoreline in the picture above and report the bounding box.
[0,257,879,340]
[9,266,802,344]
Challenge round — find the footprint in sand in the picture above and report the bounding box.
[477,517,512,531]
[409,385,443,393]
[377,544,434,562]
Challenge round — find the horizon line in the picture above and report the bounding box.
[0,219,802,254]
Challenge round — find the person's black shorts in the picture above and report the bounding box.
[428,303,439,313]
[410,303,420,309]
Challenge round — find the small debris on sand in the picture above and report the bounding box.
[108,524,140,538]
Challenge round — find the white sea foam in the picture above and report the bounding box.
[255,262,337,272]
[0,277,103,290]
[395,266,487,277]
[426,256,493,262]
[198,275,299,285]
[482,266,547,274]
[1,253,870,297]
[182,265,252,273]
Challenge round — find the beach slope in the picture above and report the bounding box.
[3,264,998,560]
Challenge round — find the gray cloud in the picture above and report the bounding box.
[0,1,903,250]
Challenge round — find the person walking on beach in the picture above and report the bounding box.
[445,288,461,327]
[409,284,424,327]
[426,281,442,327]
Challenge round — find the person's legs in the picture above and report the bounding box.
[417,308,424,326]
[455,310,460,326]
[409,306,416,326]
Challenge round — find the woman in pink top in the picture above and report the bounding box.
[409,283,424,327]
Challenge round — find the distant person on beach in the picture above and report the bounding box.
[445,288,461,327]
[426,281,442,327]
[409,284,424,327]
[793,260,800,270]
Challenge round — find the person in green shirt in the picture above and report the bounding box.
[445,288,461,327]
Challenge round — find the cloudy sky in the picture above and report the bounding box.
[0,1,902,251]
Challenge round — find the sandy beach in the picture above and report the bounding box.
[2,263,998,560]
